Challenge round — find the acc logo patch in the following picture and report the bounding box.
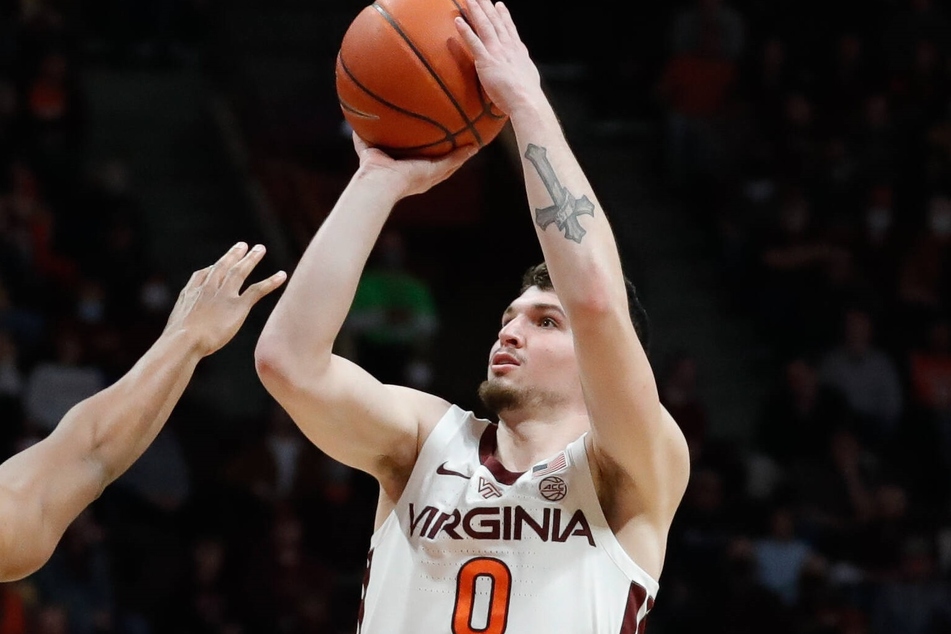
[538,476,567,501]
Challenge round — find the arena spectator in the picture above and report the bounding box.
[819,308,904,444]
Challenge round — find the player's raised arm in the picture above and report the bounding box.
[0,244,285,582]
[254,136,474,491]
[456,0,689,538]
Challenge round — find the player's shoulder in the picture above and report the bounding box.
[382,385,455,452]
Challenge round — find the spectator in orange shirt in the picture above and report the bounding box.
[658,21,739,191]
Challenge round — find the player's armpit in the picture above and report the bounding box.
[589,408,690,527]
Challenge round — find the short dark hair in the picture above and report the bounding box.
[520,262,651,352]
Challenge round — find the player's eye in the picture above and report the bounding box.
[539,317,557,328]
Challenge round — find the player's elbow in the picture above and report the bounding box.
[0,549,50,583]
[254,335,292,395]
[254,334,324,401]
[0,508,55,582]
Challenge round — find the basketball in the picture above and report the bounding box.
[335,0,508,157]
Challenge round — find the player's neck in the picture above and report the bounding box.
[494,410,588,472]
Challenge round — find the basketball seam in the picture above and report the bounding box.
[392,107,500,151]
[371,1,485,147]
[339,100,379,120]
[338,52,457,149]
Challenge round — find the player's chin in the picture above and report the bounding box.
[478,377,521,415]
[480,374,516,397]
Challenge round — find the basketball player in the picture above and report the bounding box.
[255,0,690,630]
[0,242,285,582]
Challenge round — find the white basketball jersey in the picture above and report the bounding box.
[357,405,658,634]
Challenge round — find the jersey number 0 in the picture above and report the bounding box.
[452,557,512,634]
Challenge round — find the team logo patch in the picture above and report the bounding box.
[539,476,567,501]
[479,477,502,499]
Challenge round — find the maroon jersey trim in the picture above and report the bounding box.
[478,424,525,485]
[620,581,653,634]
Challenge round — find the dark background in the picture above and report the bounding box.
[1,0,951,631]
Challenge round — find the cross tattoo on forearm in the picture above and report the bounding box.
[525,144,595,244]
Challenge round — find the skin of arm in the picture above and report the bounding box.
[255,137,476,504]
[456,0,690,575]
[0,243,285,582]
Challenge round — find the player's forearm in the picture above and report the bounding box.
[0,329,201,581]
[258,167,403,363]
[55,328,203,486]
[509,100,628,313]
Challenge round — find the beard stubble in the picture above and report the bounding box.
[477,377,565,417]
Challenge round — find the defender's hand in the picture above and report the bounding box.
[164,243,287,356]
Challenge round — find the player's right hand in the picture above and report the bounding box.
[352,132,477,198]
[163,243,287,356]
[454,0,544,120]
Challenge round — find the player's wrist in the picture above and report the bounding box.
[158,326,208,360]
[354,163,413,202]
[507,94,556,130]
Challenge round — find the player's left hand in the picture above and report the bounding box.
[163,243,287,356]
[352,132,477,198]
[454,0,544,119]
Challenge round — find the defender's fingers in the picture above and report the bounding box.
[182,266,213,293]
[223,244,267,291]
[209,242,249,285]
[241,270,288,306]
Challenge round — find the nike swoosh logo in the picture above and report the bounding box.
[436,463,471,479]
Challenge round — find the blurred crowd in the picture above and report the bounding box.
[5,0,951,632]
[0,1,378,633]
[651,0,951,632]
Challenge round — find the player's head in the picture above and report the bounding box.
[478,262,650,417]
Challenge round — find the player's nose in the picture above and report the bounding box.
[498,317,525,348]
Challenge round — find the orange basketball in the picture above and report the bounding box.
[335,0,508,157]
